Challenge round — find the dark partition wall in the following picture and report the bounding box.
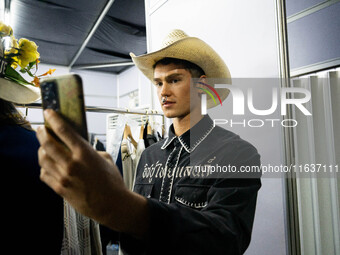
[286,0,340,76]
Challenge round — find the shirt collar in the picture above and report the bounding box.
[161,115,214,153]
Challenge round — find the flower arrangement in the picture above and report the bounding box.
[0,21,55,87]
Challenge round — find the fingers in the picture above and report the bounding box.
[36,125,72,169]
[43,109,86,153]
[38,147,67,194]
[40,167,62,193]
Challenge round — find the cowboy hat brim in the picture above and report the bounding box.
[130,36,231,109]
[0,77,40,104]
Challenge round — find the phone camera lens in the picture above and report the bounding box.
[42,81,59,110]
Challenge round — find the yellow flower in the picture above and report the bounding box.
[2,35,19,68]
[6,36,18,54]
[0,21,13,36]
[17,38,40,68]
[1,21,55,86]
[9,56,18,69]
[11,36,18,49]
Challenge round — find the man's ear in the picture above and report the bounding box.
[195,75,208,94]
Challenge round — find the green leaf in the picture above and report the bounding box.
[25,68,35,78]
[26,61,38,75]
[5,75,32,86]
[28,60,36,69]
[5,65,32,85]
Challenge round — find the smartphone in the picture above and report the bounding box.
[40,74,88,142]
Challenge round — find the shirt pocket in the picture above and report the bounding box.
[134,183,154,198]
[174,185,209,209]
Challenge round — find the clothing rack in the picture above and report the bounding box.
[15,103,164,116]
[16,103,166,136]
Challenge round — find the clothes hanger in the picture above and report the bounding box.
[145,112,153,135]
[140,112,151,139]
[123,124,137,149]
[139,122,145,140]
[152,116,165,137]
[149,116,164,138]
[147,114,153,135]
[139,114,146,138]
[147,122,153,135]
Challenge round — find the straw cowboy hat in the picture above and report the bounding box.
[0,77,40,104]
[130,29,231,109]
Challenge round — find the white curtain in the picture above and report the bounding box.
[292,70,340,255]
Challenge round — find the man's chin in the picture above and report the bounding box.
[163,112,176,118]
[162,109,178,118]
[163,110,190,119]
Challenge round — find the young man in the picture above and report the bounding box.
[37,30,261,254]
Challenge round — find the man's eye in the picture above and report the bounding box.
[171,79,179,84]
[155,82,162,87]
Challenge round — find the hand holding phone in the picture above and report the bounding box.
[40,74,88,142]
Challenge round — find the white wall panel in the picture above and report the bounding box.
[145,0,287,254]
[117,66,152,109]
[72,69,117,135]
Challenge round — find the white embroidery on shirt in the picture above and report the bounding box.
[174,196,208,209]
[161,136,176,150]
[166,146,183,204]
[178,124,214,153]
[159,146,176,202]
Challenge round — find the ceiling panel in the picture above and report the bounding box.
[84,16,146,56]
[106,0,146,27]
[6,0,146,74]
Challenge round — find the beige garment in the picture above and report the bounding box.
[121,138,146,190]
[135,139,145,169]
[119,140,145,255]
[121,138,136,191]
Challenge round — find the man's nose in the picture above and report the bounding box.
[160,82,171,96]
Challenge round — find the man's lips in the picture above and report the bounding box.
[162,101,175,106]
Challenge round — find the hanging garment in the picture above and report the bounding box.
[106,115,127,163]
[135,139,145,169]
[123,124,137,150]
[135,124,146,167]
[146,133,157,147]
[61,201,102,255]
[157,131,164,141]
[121,138,136,191]
[89,133,96,146]
[64,132,104,254]
[143,121,158,148]
[143,121,149,148]
[94,137,105,151]
[115,145,123,176]
[121,122,146,191]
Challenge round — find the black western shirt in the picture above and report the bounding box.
[121,115,262,255]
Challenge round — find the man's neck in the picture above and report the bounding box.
[172,109,203,137]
